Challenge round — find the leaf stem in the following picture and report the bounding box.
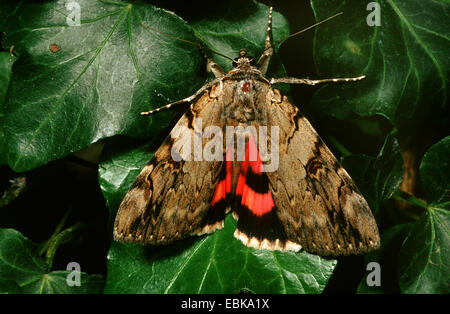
[44,222,85,270]
[39,210,71,257]
[392,190,427,220]
[392,190,428,209]
[327,136,352,157]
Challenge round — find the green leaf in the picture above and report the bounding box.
[0,228,103,293]
[419,136,450,204]
[0,279,23,294]
[191,1,290,95]
[0,51,16,164]
[0,0,204,172]
[190,0,289,73]
[0,1,21,31]
[398,207,450,293]
[397,136,450,294]
[0,0,290,173]
[104,216,336,294]
[311,0,449,128]
[0,52,16,108]
[342,131,404,214]
[98,139,155,223]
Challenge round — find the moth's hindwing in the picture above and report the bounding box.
[263,89,380,256]
[114,85,227,244]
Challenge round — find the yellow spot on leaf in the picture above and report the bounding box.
[344,40,361,55]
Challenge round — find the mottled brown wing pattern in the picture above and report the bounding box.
[114,85,226,245]
[265,89,380,256]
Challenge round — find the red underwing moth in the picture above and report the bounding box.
[114,7,380,256]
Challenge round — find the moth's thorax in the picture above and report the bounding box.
[227,64,265,80]
[219,73,271,125]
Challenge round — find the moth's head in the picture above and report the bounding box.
[232,48,254,68]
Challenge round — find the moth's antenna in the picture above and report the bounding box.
[199,45,235,63]
[274,11,343,47]
[141,24,234,62]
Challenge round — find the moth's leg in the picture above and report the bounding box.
[256,7,274,75]
[270,75,365,86]
[141,77,221,116]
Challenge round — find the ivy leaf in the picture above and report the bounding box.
[0,0,204,172]
[398,207,449,293]
[0,0,289,173]
[342,131,404,215]
[190,0,289,76]
[419,136,450,204]
[397,136,450,294]
[0,52,15,108]
[0,279,23,294]
[104,215,336,294]
[311,0,449,129]
[0,1,21,31]
[98,139,155,225]
[0,51,16,164]
[0,228,103,294]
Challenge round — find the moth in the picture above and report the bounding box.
[114,7,380,256]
